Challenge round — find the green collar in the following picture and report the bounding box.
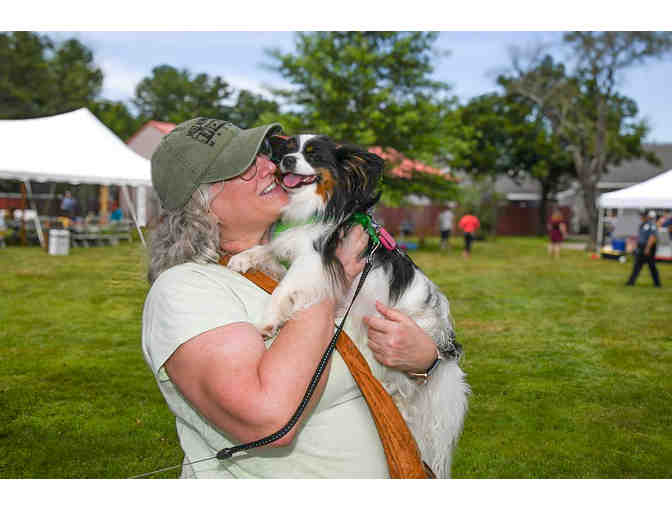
[273,212,396,251]
[350,212,380,245]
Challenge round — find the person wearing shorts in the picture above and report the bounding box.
[458,213,480,259]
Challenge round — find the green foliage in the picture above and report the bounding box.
[265,32,458,157]
[132,64,234,124]
[227,90,280,129]
[88,100,145,141]
[455,90,574,187]
[0,32,103,119]
[264,31,463,201]
[1,239,671,477]
[379,172,458,206]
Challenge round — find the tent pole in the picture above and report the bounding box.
[596,206,604,254]
[24,180,45,248]
[121,185,146,247]
[19,182,27,246]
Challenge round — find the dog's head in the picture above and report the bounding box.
[271,134,384,223]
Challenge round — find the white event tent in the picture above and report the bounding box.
[597,168,672,248]
[0,108,152,245]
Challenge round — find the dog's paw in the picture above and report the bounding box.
[228,251,259,274]
[255,319,281,339]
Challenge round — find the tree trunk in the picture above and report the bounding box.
[538,182,549,236]
[579,171,599,252]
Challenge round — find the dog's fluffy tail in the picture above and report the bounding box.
[401,362,470,478]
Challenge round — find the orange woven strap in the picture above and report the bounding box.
[219,256,430,478]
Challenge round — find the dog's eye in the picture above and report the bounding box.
[305,146,313,153]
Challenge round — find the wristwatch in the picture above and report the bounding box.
[407,347,444,385]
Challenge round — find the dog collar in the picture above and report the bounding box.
[273,217,316,237]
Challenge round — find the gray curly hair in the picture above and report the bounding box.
[147,184,221,284]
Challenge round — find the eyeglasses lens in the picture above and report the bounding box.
[239,138,273,181]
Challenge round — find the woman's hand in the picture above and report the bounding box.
[334,224,369,287]
[363,300,438,373]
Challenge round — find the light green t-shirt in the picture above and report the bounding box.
[141,262,388,478]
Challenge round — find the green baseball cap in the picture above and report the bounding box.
[151,117,282,210]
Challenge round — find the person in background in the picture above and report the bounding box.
[658,209,672,242]
[142,117,443,478]
[109,202,123,222]
[400,217,414,240]
[438,206,454,250]
[604,209,618,244]
[626,210,661,288]
[0,209,7,248]
[60,190,77,219]
[458,211,480,259]
[547,207,568,259]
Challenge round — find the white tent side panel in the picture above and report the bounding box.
[598,169,672,209]
[0,108,152,187]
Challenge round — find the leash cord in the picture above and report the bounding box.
[130,244,378,479]
[216,245,377,460]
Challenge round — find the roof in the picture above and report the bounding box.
[0,108,151,186]
[368,146,455,180]
[494,174,541,196]
[125,120,176,146]
[600,144,672,188]
[150,120,177,134]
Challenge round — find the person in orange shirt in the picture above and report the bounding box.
[458,212,480,259]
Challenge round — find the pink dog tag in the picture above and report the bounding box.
[378,226,396,250]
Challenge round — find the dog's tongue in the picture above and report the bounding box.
[282,173,307,189]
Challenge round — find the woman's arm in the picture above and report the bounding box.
[164,299,336,447]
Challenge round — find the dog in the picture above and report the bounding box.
[228,134,469,477]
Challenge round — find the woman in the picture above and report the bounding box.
[142,117,442,478]
[547,207,567,259]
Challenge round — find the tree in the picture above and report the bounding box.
[454,91,575,234]
[227,90,280,129]
[500,33,672,249]
[262,31,462,203]
[88,100,145,141]
[132,64,234,124]
[0,32,103,119]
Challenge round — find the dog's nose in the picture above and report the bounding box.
[282,155,296,171]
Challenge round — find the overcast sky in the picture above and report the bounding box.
[10,3,672,143]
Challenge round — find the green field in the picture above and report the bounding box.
[1,237,670,478]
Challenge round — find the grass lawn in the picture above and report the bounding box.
[0,236,670,478]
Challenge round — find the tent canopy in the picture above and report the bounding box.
[599,169,672,209]
[0,108,152,187]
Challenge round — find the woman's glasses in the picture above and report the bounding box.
[238,138,273,181]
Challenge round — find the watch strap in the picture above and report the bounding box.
[407,348,443,384]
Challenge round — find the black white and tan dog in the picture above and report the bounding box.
[228,134,469,477]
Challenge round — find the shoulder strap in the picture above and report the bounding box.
[219,256,431,478]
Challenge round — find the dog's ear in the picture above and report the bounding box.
[268,135,289,165]
[334,144,385,189]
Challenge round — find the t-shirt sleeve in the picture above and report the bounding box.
[142,265,250,378]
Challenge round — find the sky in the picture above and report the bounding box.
[9,3,672,143]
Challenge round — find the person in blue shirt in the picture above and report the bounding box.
[109,202,123,222]
[626,210,661,287]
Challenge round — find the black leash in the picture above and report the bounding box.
[130,243,379,479]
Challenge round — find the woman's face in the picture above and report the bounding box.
[209,153,288,235]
